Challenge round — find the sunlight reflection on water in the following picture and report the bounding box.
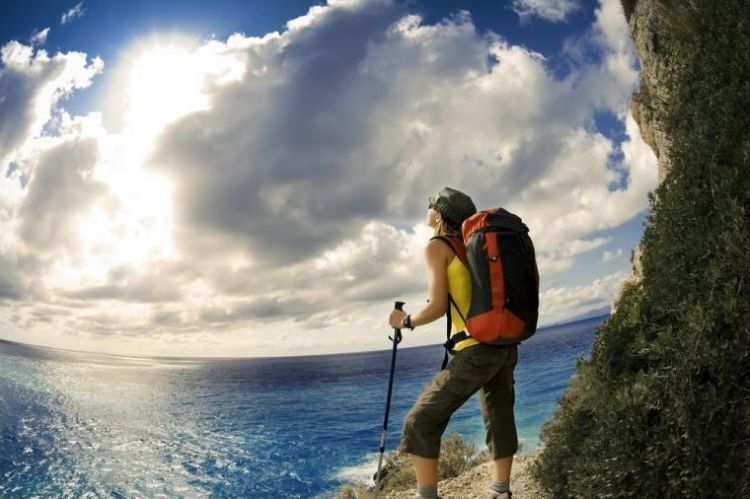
[1,317,602,497]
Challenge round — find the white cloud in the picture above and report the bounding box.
[602,248,623,262]
[537,237,612,275]
[61,2,85,25]
[594,0,632,54]
[0,42,104,307]
[30,28,51,46]
[147,0,651,267]
[511,0,581,23]
[0,253,25,299]
[0,41,103,171]
[0,0,656,357]
[539,270,625,322]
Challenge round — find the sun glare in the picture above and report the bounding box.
[125,44,210,136]
[46,166,178,290]
[120,34,245,136]
[47,34,249,290]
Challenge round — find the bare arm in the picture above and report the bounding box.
[389,239,451,329]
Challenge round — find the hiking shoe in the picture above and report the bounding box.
[486,489,512,499]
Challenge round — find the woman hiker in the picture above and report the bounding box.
[388,187,518,499]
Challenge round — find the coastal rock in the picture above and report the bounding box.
[614,0,676,308]
[627,0,675,184]
[385,452,549,499]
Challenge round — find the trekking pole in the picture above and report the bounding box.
[375,300,405,489]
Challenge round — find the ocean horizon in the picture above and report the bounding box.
[1,314,606,497]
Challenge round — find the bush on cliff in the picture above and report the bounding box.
[336,433,490,498]
[532,0,750,497]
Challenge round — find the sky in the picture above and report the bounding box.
[0,0,657,358]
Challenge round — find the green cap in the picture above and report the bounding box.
[429,187,477,227]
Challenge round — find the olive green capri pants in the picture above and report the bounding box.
[398,343,518,460]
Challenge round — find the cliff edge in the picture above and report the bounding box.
[533,0,750,496]
[385,452,548,499]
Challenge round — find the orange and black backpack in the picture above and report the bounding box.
[436,207,539,354]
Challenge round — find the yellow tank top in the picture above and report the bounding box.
[446,255,479,352]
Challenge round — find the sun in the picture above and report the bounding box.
[120,33,246,135]
[47,33,249,289]
[123,40,211,137]
[48,39,204,288]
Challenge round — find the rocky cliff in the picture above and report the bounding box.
[533,0,750,495]
[615,0,677,298]
[626,0,675,185]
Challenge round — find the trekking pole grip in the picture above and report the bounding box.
[392,301,405,343]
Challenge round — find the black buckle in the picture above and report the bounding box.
[443,337,457,355]
[443,331,470,355]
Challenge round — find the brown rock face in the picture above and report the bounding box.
[614,0,677,305]
[627,0,676,185]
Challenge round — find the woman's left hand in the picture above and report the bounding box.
[389,309,407,329]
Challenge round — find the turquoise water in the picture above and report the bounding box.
[0,315,604,497]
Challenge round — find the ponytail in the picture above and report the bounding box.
[434,212,461,237]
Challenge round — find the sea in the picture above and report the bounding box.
[0,315,606,498]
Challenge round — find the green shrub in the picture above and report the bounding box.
[532,1,750,497]
[336,433,491,497]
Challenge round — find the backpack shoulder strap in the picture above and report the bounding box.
[430,235,469,268]
[431,235,470,370]
[430,236,469,324]
[441,303,452,371]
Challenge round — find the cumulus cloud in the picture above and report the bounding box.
[540,270,625,320]
[149,0,409,266]
[61,2,85,25]
[149,0,649,270]
[0,0,656,356]
[511,0,581,23]
[149,221,425,330]
[537,237,611,274]
[17,136,108,253]
[0,41,103,172]
[59,261,187,303]
[0,42,104,306]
